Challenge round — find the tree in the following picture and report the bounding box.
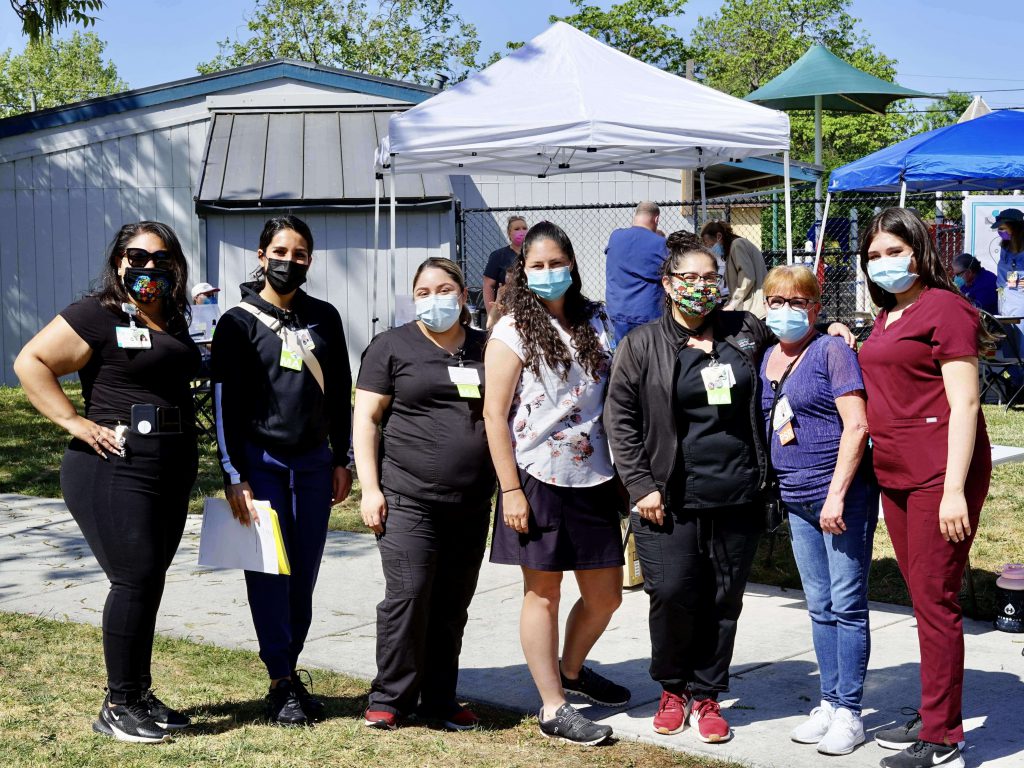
[550,0,690,74]
[198,0,480,85]
[9,0,104,41]
[915,91,972,133]
[0,31,126,117]
[690,0,917,173]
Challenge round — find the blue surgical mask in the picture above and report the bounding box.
[711,242,724,259]
[415,294,461,332]
[953,274,966,291]
[527,266,572,300]
[867,255,918,294]
[766,305,810,343]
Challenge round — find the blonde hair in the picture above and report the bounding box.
[506,215,527,236]
[763,265,820,302]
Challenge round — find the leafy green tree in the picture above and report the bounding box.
[550,0,690,74]
[690,0,917,172]
[0,31,126,117]
[9,0,104,41]
[198,0,480,85]
[915,91,972,133]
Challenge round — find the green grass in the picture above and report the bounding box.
[2,383,1022,615]
[0,612,734,768]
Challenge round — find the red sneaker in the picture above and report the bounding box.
[652,689,689,735]
[443,707,480,731]
[363,708,398,730]
[689,698,732,743]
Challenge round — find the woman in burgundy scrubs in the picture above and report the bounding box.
[858,208,991,768]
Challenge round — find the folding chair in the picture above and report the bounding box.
[978,311,1024,410]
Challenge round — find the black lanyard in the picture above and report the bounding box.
[767,334,817,435]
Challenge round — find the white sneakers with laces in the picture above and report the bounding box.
[791,699,834,744]
[817,706,865,755]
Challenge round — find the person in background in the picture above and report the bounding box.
[993,208,1024,348]
[354,258,493,732]
[485,221,628,747]
[758,266,877,756]
[604,201,668,340]
[858,208,991,768]
[951,254,997,315]
[483,215,529,315]
[15,221,200,744]
[212,215,353,727]
[191,281,220,305]
[701,221,767,319]
[606,239,769,744]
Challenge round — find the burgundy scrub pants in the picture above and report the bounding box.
[880,459,989,745]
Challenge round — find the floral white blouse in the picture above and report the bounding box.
[491,314,614,488]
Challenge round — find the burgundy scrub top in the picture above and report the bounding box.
[859,287,990,491]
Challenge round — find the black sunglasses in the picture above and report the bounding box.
[123,248,172,268]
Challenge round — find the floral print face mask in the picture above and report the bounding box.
[124,268,173,304]
[670,279,720,318]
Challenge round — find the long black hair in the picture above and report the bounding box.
[501,221,607,380]
[93,221,190,326]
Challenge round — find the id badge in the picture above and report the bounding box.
[116,325,152,349]
[773,395,794,432]
[296,329,316,351]
[700,363,732,405]
[280,344,303,371]
[448,366,481,398]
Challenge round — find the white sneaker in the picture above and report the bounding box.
[817,707,865,755]
[791,700,834,744]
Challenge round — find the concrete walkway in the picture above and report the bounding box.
[1,493,1022,768]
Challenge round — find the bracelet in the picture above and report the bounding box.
[501,487,522,494]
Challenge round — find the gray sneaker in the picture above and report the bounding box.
[538,703,612,746]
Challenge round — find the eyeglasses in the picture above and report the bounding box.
[123,248,172,268]
[766,295,816,311]
[670,272,722,287]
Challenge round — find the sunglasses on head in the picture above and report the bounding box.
[123,248,172,268]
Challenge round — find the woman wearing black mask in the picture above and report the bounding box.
[15,221,200,743]
[212,215,353,725]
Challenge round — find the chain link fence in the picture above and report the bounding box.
[456,190,970,327]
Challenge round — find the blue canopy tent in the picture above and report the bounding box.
[815,109,1024,271]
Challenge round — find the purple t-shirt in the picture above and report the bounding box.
[759,334,865,502]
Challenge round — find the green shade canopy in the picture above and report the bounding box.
[744,44,931,114]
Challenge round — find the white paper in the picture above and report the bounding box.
[198,497,283,574]
[448,366,481,385]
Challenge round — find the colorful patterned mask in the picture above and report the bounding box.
[124,268,173,304]
[670,279,720,317]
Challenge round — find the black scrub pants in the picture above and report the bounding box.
[60,431,198,704]
[368,492,490,717]
[631,502,761,699]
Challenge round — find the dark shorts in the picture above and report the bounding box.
[489,468,625,572]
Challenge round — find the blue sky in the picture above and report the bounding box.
[1,0,1022,109]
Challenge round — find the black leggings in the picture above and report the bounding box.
[60,431,197,703]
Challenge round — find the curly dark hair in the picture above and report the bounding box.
[93,221,191,329]
[501,221,607,380]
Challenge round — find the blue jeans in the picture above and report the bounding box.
[784,478,878,713]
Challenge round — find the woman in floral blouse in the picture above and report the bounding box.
[484,221,627,747]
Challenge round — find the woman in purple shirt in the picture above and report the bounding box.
[759,266,877,756]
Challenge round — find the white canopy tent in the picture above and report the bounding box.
[372,21,792,325]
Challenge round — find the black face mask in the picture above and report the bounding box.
[264,257,308,295]
[123,267,173,304]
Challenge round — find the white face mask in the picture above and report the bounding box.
[415,294,461,332]
[867,254,918,294]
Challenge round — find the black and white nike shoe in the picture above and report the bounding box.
[879,740,965,768]
[143,689,190,730]
[93,694,170,744]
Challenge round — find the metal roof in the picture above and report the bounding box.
[196,109,451,210]
[0,59,436,140]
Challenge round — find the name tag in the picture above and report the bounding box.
[701,363,733,405]
[773,394,794,432]
[280,345,303,371]
[116,325,152,349]
[448,366,481,386]
[296,329,316,351]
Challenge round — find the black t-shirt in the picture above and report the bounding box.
[671,340,758,508]
[356,322,494,503]
[483,245,517,286]
[60,296,201,428]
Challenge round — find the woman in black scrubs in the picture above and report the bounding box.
[15,221,200,744]
[354,257,494,731]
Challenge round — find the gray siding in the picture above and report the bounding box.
[0,119,209,383]
[204,208,454,376]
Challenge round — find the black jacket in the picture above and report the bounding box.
[211,282,352,484]
[605,310,772,508]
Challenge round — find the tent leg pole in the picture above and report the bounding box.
[814,94,823,222]
[372,177,380,336]
[813,192,831,276]
[699,169,707,227]
[899,180,907,208]
[784,151,793,265]
[389,163,397,328]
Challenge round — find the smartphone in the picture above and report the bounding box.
[131,403,158,434]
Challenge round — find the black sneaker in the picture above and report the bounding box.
[266,679,309,726]
[143,689,190,730]
[876,710,965,752]
[879,740,965,768]
[93,695,170,744]
[560,664,631,706]
[538,703,612,746]
[292,670,325,722]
